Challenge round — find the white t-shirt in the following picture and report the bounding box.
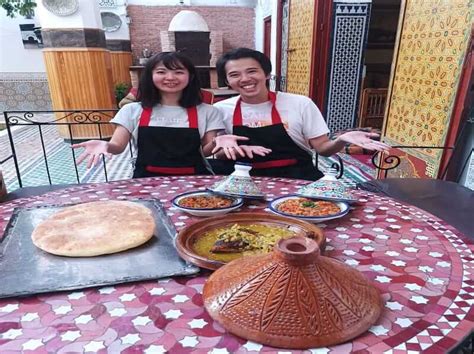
[111,102,225,151]
[214,91,329,155]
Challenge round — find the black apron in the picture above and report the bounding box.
[212,92,323,180]
[133,106,209,178]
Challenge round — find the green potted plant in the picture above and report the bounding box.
[115,82,131,107]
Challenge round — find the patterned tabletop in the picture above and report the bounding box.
[0,176,472,353]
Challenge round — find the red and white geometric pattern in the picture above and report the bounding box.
[0,176,472,353]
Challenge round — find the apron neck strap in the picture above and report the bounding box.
[186,106,198,129]
[233,91,282,126]
[139,107,152,127]
[139,106,198,128]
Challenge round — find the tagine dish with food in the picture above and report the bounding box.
[193,223,298,262]
[175,212,325,270]
[275,197,341,217]
[172,191,243,217]
[177,195,234,209]
[268,195,350,223]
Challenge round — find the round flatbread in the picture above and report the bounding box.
[31,201,156,257]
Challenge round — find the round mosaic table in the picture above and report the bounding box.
[0,176,472,353]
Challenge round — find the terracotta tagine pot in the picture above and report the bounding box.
[203,236,383,349]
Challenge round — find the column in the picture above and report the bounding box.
[36,0,115,139]
[102,6,132,87]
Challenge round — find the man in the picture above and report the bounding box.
[213,48,389,180]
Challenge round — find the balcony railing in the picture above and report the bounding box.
[1,110,464,190]
[2,109,132,189]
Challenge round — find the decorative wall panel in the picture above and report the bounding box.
[383,0,473,178]
[326,1,371,133]
[0,73,52,112]
[280,0,290,92]
[286,0,315,95]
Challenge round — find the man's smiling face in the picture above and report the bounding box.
[225,58,270,104]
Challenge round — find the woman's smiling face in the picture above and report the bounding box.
[152,62,190,95]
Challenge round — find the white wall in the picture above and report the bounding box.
[128,0,256,6]
[254,0,278,75]
[101,2,130,40]
[36,0,102,29]
[0,11,46,72]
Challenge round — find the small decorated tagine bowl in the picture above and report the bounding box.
[208,163,265,199]
[172,191,243,217]
[296,179,357,203]
[268,195,350,223]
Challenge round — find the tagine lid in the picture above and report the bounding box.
[208,163,265,199]
[296,179,357,202]
[203,237,383,349]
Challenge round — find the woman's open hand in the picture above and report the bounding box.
[338,131,390,152]
[71,140,111,169]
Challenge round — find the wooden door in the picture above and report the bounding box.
[276,0,290,91]
[263,16,272,59]
[286,0,315,96]
[283,0,331,109]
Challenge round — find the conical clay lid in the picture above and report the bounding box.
[203,237,383,349]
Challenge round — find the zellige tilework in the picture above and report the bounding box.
[384,0,473,177]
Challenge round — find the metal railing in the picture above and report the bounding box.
[371,145,455,179]
[2,110,465,188]
[2,109,136,188]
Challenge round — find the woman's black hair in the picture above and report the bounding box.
[216,47,272,85]
[137,51,202,108]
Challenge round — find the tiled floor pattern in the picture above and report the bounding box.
[1,124,134,191]
[1,124,374,192]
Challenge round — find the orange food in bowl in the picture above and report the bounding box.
[277,198,341,217]
[178,195,234,209]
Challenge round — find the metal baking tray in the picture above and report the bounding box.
[0,200,199,298]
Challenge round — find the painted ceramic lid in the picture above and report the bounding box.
[203,236,383,349]
[296,179,357,202]
[208,163,265,199]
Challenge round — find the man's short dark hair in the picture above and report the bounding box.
[216,48,272,85]
[137,51,202,108]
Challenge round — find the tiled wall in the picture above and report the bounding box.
[0,72,52,113]
[383,0,473,178]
